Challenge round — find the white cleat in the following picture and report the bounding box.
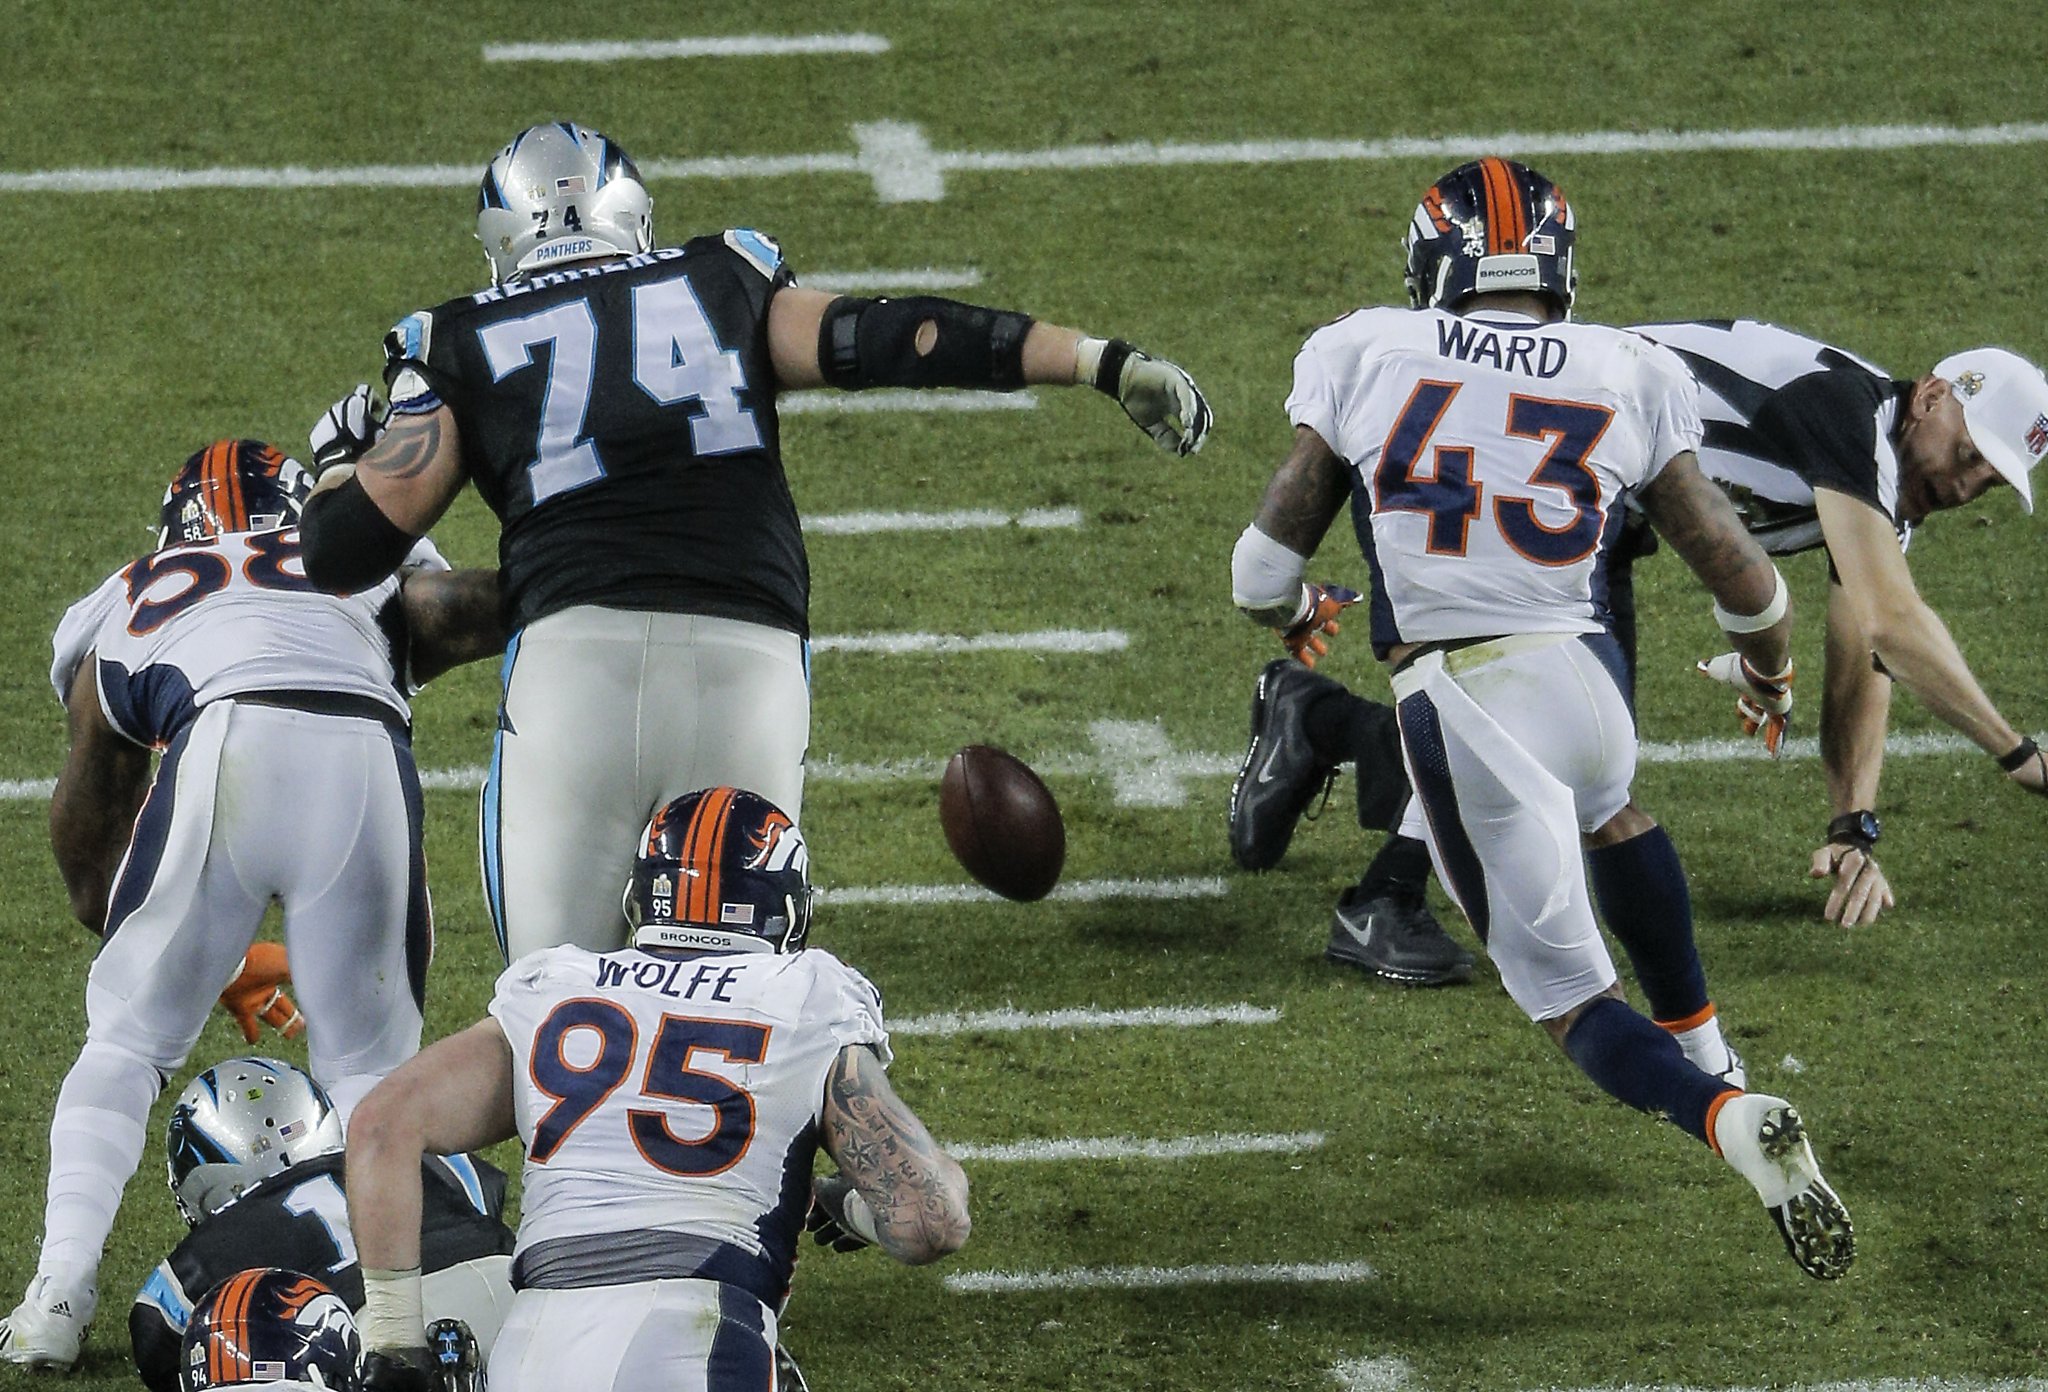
[0,1274,97,1371]
[1714,1092,1854,1280]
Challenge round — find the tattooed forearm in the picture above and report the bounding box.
[1252,426,1351,554]
[1638,453,1779,614]
[402,569,506,684]
[821,1045,970,1264]
[360,412,446,481]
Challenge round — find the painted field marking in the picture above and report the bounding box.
[810,628,1125,655]
[808,505,1080,536]
[892,1002,1279,1038]
[780,388,1037,414]
[12,120,2048,197]
[946,1258,1375,1294]
[1329,1369,2048,1392]
[0,728,2026,805]
[482,34,891,63]
[950,1130,1323,1163]
[803,266,981,293]
[1088,718,1219,807]
[820,875,1224,908]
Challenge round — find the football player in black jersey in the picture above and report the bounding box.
[1230,321,2048,934]
[127,1058,513,1392]
[300,120,1214,962]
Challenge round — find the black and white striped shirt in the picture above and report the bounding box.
[1631,319,1913,555]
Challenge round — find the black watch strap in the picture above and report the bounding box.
[1827,810,1880,850]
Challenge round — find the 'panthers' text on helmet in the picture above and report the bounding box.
[157,440,314,550]
[180,1268,361,1391]
[475,121,653,286]
[624,787,814,955]
[166,1058,344,1227]
[1403,157,1577,318]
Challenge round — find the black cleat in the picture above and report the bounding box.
[1325,891,1475,986]
[1228,659,1342,871]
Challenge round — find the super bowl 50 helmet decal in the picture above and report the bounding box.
[475,120,653,285]
[158,440,315,549]
[1403,157,1577,318]
[180,1268,360,1391]
[625,787,814,954]
[166,1058,345,1226]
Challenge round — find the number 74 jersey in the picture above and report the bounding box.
[487,944,890,1290]
[1287,306,1704,649]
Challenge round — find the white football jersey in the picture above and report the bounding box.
[1288,306,1703,647]
[49,529,446,746]
[488,944,889,1274]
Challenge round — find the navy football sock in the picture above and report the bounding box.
[1587,826,1709,1024]
[1562,997,1730,1146]
[1357,835,1432,904]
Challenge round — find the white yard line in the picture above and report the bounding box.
[820,875,1224,907]
[780,388,1036,414]
[803,266,981,292]
[950,1130,1323,1163]
[808,506,1080,536]
[483,34,890,63]
[946,1258,1375,1293]
[810,628,1124,655]
[892,1002,1279,1038]
[1323,1357,2048,1392]
[12,121,2048,197]
[1330,1358,1417,1392]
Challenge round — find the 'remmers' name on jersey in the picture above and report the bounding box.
[1436,317,1569,378]
[594,954,751,1003]
[471,245,691,305]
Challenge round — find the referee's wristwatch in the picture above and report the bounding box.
[1826,809,1881,852]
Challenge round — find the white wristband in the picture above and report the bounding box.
[1231,524,1311,625]
[358,1266,425,1352]
[1074,337,1108,388]
[838,1187,882,1245]
[1712,567,1788,635]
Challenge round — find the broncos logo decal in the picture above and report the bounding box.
[745,810,808,875]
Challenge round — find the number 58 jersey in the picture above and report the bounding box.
[1288,306,1704,650]
[487,944,890,1301]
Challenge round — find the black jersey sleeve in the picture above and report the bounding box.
[128,1260,191,1392]
[1749,368,1895,515]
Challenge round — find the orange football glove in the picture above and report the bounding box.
[1281,583,1361,669]
[1696,652,1794,757]
[219,942,305,1044]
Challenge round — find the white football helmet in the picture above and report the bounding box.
[165,1057,344,1226]
[475,121,653,285]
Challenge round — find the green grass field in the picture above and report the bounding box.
[4,2,2046,1387]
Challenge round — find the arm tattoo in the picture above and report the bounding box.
[822,1046,967,1259]
[1253,427,1351,554]
[360,412,446,482]
[1639,455,1777,612]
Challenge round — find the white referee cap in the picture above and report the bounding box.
[1933,346,2048,514]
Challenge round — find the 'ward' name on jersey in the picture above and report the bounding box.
[1435,317,1569,378]
[594,956,747,1003]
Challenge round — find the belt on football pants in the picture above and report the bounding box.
[1391,631,1576,681]
[511,1230,784,1308]
[225,689,410,738]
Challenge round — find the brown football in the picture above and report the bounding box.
[939,745,1065,901]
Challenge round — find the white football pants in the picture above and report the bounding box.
[483,607,811,961]
[1390,633,1634,1022]
[487,1280,778,1392]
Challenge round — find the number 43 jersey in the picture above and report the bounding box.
[488,944,890,1298]
[384,230,807,638]
[1288,306,1704,651]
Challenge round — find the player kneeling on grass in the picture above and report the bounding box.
[131,1057,514,1392]
[1233,157,1852,1279]
[342,787,969,1391]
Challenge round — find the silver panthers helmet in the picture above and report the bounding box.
[166,1058,344,1227]
[475,121,653,286]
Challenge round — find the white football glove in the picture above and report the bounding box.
[806,1174,880,1252]
[1696,651,1794,756]
[1079,338,1212,456]
[310,383,390,474]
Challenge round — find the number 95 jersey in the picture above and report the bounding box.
[1288,306,1703,650]
[487,944,889,1300]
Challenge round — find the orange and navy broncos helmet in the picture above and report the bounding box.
[157,439,315,549]
[624,787,814,954]
[180,1268,360,1391]
[1403,157,1577,318]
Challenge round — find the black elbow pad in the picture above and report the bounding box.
[300,475,418,593]
[817,296,1034,391]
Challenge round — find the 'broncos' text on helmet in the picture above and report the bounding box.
[474,121,654,286]
[157,440,315,550]
[624,787,814,955]
[179,1268,360,1392]
[166,1058,345,1227]
[1403,157,1577,318]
